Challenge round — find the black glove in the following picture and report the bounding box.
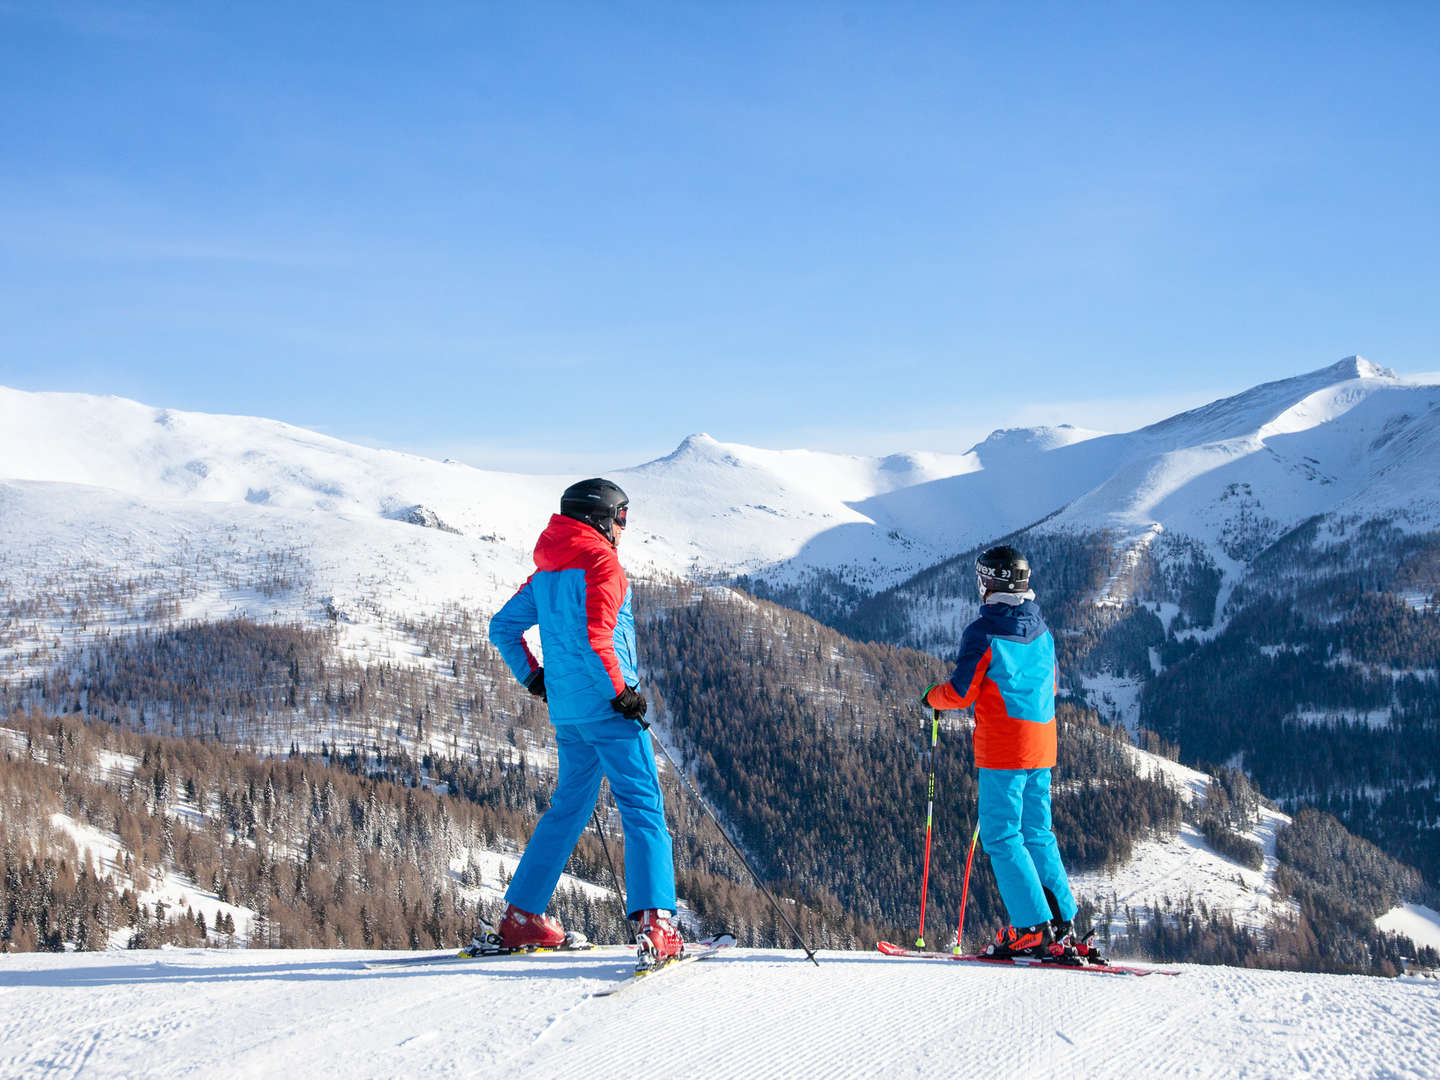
[611,685,648,724]
[523,668,547,702]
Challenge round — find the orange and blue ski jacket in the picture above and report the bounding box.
[489,514,638,725]
[924,599,1057,770]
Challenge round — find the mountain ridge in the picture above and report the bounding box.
[5,357,1433,617]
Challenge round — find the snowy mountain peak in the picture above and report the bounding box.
[1135,356,1395,446]
[645,432,738,468]
[876,451,942,475]
[675,431,721,454]
[634,433,972,500]
[967,423,1105,466]
[1332,354,1396,381]
[855,354,1440,569]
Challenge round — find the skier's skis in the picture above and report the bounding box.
[361,939,605,970]
[876,940,1179,976]
[593,933,736,997]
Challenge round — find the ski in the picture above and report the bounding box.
[592,932,736,997]
[876,940,1180,976]
[361,940,609,970]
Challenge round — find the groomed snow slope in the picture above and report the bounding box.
[1,947,1436,1079]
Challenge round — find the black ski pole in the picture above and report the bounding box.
[591,796,636,944]
[636,715,820,967]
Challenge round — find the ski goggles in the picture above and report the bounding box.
[613,504,629,528]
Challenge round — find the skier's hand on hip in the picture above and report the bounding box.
[611,685,648,722]
[524,668,546,702]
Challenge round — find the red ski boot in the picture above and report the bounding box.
[984,922,1053,959]
[635,909,685,967]
[496,904,567,950]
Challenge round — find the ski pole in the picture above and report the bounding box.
[635,715,821,967]
[591,797,636,943]
[916,707,941,948]
[954,823,981,954]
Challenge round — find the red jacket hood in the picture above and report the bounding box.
[533,513,616,572]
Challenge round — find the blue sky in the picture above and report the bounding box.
[2,1,1437,472]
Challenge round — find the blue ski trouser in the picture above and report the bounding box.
[506,718,676,919]
[978,767,1078,929]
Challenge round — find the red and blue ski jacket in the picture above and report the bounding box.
[488,514,638,725]
[924,599,1058,770]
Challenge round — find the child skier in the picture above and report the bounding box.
[487,478,685,966]
[922,545,1087,960]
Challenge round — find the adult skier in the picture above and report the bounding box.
[487,478,685,965]
[921,546,1085,960]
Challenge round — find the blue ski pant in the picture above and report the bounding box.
[978,767,1078,929]
[506,718,676,918]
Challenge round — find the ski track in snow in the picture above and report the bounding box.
[1,949,1438,1079]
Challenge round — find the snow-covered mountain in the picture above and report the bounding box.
[4,357,1434,643]
[860,356,1440,564]
[0,389,976,635]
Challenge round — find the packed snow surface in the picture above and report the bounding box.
[2,947,1437,1079]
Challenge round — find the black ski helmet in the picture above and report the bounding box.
[560,478,630,542]
[975,545,1031,596]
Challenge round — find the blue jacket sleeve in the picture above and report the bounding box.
[947,621,992,701]
[488,577,540,684]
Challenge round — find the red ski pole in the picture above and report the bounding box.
[954,823,981,954]
[915,708,941,947]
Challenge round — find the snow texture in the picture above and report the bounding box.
[1,947,1437,1079]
